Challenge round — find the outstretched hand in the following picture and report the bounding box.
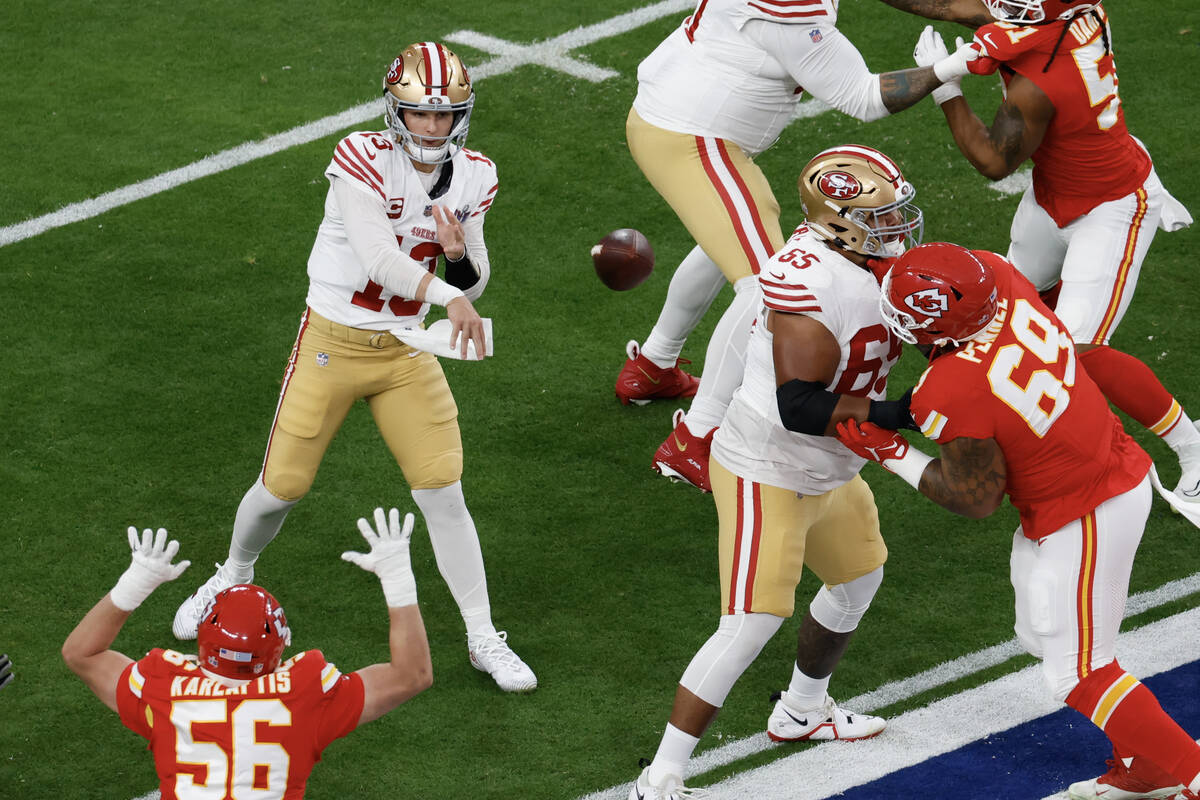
[342,508,419,607]
[109,527,191,611]
[432,205,466,261]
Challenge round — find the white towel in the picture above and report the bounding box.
[1149,464,1200,529]
[392,318,493,361]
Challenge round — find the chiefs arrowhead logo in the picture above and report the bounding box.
[905,288,949,317]
[818,171,862,200]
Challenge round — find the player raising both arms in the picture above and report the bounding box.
[63,508,432,799]
[912,0,1200,508]
[839,243,1200,800]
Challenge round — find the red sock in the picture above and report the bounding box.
[1066,661,1200,787]
[1078,346,1180,432]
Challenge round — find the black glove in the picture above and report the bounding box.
[867,386,917,431]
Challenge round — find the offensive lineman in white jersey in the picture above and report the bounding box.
[629,145,923,799]
[172,42,536,693]
[614,0,989,493]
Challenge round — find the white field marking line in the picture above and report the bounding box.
[576,570,1200,800]
[992,167,1033,196]
[704,606,1200,800]
[0,0,693,250]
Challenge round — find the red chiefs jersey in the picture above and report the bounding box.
[116,648,365,799]
[909,252,1150,540]
[972,6,1150,226]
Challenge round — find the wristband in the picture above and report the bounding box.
[110,569,157,612]
[883,447,934,491]
[932,83,963,106]
[378,574,418,608]
[423,276,466,308]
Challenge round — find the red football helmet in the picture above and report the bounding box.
[880,243,999,348]
[984,0,1099,24]
[197,585,291,679]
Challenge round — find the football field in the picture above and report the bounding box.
[2,1,1198,798]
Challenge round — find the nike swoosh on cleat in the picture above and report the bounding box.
[637,367,663,386]
[674,435,688,452]
[1181,479,1200,498]
[781,708,809,727]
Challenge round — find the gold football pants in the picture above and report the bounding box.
[260,309,462,501]
[626,107,785,281]
[711,458,888,618]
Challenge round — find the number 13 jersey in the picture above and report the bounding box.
[305,131,499,330]
[909,252,1150,540]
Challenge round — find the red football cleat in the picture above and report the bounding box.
[653,409,714,493]
[615,340,700,406]
[1067,754,1183,800]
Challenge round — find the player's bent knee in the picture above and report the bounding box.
[809,566,883,634]
[406,452,463,491]
[262,470,315,503]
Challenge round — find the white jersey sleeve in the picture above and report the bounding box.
[305,134,498,330]
[741,19,887,122]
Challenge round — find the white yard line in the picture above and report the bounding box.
[0,0,692,250]
[575,571,1200,800]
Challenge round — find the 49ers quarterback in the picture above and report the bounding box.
[63,509,433,799]
[171,42,536,694]
[912,0,1200,511]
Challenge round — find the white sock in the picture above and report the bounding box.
[411,481,495,637]
[227,477,297,578]
[648,723,700,784]
[784,663,830,712]
[642,245,727,370]
[684,276,760,433]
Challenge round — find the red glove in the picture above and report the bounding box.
[836,419,910,465]
[865,257,896,285]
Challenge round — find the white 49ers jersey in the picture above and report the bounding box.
[306,131,498,330]
[633,0,838,156]
[712,226,903,494]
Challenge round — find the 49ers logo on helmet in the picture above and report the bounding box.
[385,56,404,85]
[818,171,862,200]
[905,288,949,317]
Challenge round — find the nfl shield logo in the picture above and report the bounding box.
[316,352,329,367]
[810,29,823,43]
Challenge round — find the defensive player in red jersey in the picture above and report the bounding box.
[170,42,536,693]
[837,243,1200,800]
[912,0,1200,512]
[63,507,432,799]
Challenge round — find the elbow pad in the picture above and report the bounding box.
[777,379,840,436]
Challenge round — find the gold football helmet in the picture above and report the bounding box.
[798,144,923,258]
[382,41,475,164]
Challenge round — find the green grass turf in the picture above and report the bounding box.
[1,1,1198,797]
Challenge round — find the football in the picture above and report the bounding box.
[591,228,654,291]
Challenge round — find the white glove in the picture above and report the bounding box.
[933,33,981,83]
[914,26,971,105]
[110,527,191,611]
[391,318,493,361]
[341,508,418,607]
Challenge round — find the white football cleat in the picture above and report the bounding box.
[172,561,251,640]
[1173,422,1200,504]
[468,631,537,693]
[1067,755,1182,799]
[628,766,706,799]
[766,693,886,742]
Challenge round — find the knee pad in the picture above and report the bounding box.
[809,567,883,634]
